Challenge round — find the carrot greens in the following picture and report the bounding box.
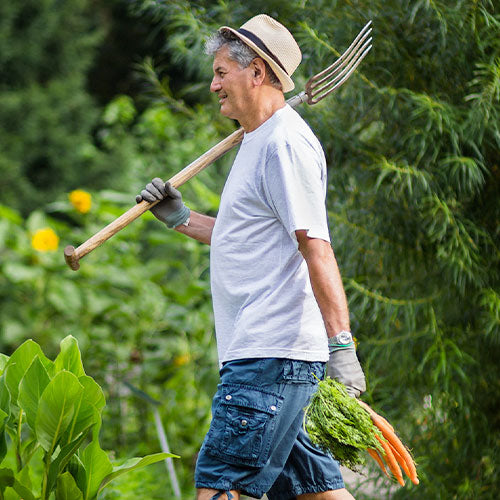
[304,377,384,470]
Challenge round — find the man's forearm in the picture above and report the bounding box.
[174,210,215,245]
[296,231,350,337]
[308,250,350,337]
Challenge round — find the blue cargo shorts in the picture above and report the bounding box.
[195,358,344,499]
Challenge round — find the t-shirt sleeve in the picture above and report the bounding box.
[262,140,331,244]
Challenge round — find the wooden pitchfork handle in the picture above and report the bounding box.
[64,126,247,270]
[64,21,372,270]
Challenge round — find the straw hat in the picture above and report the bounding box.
[219,14,302,92]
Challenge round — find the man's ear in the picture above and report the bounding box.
[251,58,267,85]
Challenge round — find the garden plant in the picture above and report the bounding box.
[0,335,173,499]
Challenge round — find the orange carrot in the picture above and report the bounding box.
[370,413,418,485]
[357,401,419,486]
[367,448,390,478]
[389,442,415,482]
[377,414,395,433]
[375,435,405,487]
[358,400,395,432]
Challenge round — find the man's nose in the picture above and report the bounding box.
[210,76,221,93]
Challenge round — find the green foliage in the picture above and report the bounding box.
[0,0,113,215]
[0,335,173,499]
[98,465,168,499]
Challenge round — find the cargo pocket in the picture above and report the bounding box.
[206,384,283,468]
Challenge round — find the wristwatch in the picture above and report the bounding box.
[328,331,354,353]
[330,331,353,345]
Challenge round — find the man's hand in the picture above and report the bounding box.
[327,345,366,398]
[136,178,190,228]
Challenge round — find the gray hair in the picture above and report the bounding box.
[205,31,282,90]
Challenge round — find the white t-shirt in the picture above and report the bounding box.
[210,104,330,364]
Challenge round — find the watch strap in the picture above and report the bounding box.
[328,331,355,353]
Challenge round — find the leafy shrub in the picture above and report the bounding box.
[0,335,173,499]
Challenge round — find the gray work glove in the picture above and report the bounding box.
[136,178,190,228]
[327,345,366,398]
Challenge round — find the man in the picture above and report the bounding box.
[137,14,366,500]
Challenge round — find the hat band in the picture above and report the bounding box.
[237,28,288,75]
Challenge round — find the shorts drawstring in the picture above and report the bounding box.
[210,491,234,500]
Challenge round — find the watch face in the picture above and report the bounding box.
[337,332,352,344]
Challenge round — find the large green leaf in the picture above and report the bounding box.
[98,453,177,494]
[78,377,105,412]
[67,455,86,496]
[56,472,83,500]
[16,465,33,494]
[5,340,53,404]
[18,357,51,430]
[0,377,10,419]
[35,372,84,454]
[47,428,90,494]
[61,400,97,449]
[79,440,112,500]
[0,408,7,464]
[0,414,7,465]
[62,376,104,445]
[54,336,85,377]
[20,439,39,468]
[10,476,35,500]
[0,467,30,498]
[0,355,8,375]
[0,467,14,492]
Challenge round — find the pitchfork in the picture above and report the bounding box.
[64,21,373,270]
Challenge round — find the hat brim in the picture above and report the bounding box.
[219,26,295,92]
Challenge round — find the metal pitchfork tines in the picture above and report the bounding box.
[288,20,373,107]
[64,20,373,270]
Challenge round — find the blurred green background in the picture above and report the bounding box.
[1,0,499,498]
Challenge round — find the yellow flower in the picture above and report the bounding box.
[173,354,191,367]
[69,189,92,214]
[31,228,59,252]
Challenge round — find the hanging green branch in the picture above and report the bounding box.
[347,279,439,306]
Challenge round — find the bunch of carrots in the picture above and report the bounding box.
[305,377,418,487]
[358,400,419,487]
